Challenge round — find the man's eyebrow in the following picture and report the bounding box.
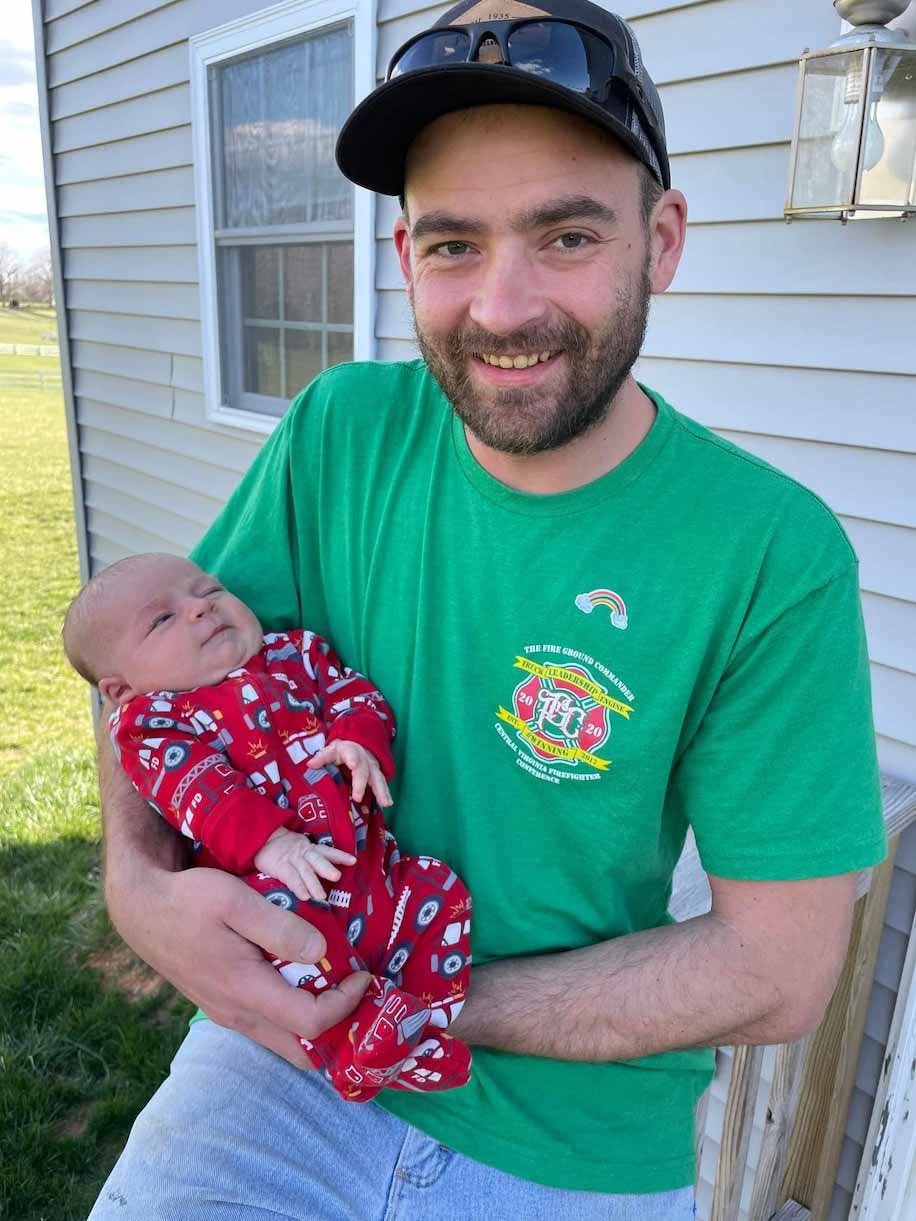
[409,196,618,243]
[512,195,619,231]
[410,212,487,242]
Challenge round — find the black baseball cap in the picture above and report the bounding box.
[335,0,669,196]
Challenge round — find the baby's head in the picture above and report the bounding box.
[63,553,263,704]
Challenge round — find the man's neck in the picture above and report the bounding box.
[464,376,657,496]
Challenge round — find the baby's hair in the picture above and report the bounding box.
[62,552,177,686]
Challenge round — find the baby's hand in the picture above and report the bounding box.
[308,740,393,808]
[254,829,356,902]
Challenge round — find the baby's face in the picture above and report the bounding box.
[100,556,263,701]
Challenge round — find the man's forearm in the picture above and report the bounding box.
[452,912,813,1061]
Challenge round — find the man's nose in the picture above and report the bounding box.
[468,246,547,337]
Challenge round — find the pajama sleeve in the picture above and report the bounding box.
[111,698,299,874]
[296,630,397,781]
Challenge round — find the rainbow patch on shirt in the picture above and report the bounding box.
[574,589,628,630]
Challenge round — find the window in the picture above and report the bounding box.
[191,1,375,427]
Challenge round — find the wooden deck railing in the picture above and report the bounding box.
[671,774,916,1221]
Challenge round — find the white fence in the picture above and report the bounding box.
[0,343,60,356]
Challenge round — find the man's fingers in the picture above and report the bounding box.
[226,885,327,963]
[231,1017,315,1068]
[310,971,372,1033]
[241,965,372,1044]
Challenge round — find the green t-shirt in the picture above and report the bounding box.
[192,359,885,1194]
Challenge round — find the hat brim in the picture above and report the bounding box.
[336,64,666,196]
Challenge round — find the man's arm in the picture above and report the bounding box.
[451,871,856,1058]
[98,724,368,1065]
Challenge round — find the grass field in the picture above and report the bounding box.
[0,304,58,347]
[0,353,62,374]
[0,385,192,1221]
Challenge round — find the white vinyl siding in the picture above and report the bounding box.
[36,0,916,1211]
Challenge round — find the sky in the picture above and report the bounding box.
[0,1,49,261]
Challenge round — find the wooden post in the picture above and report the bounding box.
[747,1033,814,1221]
[710,1044,765,1221]
[781,845,898,1218]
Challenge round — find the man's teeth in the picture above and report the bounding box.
[480,352,553,369]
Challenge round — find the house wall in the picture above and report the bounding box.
[41,0,916,784]
[36,0,916,1212]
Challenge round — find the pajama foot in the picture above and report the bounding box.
[390,1032,472,1093]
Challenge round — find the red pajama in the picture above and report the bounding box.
[111,630,471,1101]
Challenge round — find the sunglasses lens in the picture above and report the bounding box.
[507,22,591,92]
[391,30,471,78]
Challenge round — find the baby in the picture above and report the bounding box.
[63,552,471,1101]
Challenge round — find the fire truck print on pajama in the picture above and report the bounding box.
[110,629,472,1101]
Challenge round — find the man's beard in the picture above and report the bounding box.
[414,258,652,456]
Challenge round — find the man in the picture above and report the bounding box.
[89,1,886,1216]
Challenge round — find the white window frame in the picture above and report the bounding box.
[190,0,377,435]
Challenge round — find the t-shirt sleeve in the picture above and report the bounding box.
[190,388,323,633]
[668,562,886,881]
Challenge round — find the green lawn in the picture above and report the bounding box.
[0,353,63,375]
[0,304,58,347]
[0,387,193,1221]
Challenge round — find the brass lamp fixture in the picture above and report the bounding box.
[785,0,916,221]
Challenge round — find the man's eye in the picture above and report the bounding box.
[553,232,590,251]
[431,241,471,258]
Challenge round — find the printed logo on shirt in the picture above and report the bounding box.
[574,588,628,630]
[494,645,635,785]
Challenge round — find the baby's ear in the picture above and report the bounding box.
[98,676,136,706]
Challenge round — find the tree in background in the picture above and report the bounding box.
[22,250,54,306]
[0,244,22,304]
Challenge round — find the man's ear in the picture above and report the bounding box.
[648,188,687,295]
[393,215,414,302]
[98,676,136,706]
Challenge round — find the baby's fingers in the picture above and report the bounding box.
[309,855,345,884]
[307,745,337,770]
[277,861,327,903]
[320,847,356,867]
[349,758,369,802]
[369,766,393,808]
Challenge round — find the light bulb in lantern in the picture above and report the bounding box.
[830,54,888,175]
[830,98,886,172]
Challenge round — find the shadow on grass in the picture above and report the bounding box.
[0,750,194,1221]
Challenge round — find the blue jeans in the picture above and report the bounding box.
[88,1020,696,1220]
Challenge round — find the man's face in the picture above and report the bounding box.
[99,556,263,700]
[395,105,658,455]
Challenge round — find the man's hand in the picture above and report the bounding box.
[254,828,356,901]
[308,739,393,807]
[115,866,370,1065]
[99,726,369,1066]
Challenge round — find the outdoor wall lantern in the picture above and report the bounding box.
[785,0,916,221]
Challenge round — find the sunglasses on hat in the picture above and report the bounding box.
[387,18,666,180]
